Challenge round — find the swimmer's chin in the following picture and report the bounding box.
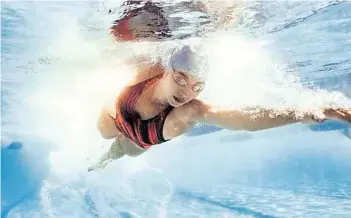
[169,95,195,107]
[168,96,185,107]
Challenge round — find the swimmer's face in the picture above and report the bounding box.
[163,71,205,107]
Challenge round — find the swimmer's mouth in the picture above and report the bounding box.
[173,96,185,103]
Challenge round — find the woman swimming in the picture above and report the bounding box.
[89,42,351,171]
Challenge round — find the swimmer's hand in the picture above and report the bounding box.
[323,108,351,123]
[303,108,351,124]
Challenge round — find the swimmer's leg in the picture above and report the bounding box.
[88,139,124,172]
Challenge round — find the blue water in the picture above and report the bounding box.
[2,1,351,218]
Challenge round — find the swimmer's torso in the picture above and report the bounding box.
[110,75,174,148]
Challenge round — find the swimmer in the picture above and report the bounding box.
[88,42,351,171]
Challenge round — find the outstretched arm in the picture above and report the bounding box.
[196,101,351,131]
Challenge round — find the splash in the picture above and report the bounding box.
[200,32,351,112]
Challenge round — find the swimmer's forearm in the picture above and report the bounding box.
[202,107,310,131]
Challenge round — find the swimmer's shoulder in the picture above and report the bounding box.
[126,55,165,86]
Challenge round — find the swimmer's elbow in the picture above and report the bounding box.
[97,109,119,139]
[97,123,114,139]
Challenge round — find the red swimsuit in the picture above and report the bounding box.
[110,75,173,148]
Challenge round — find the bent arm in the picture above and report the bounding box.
[98,56,165,138]
[97,97,120,139]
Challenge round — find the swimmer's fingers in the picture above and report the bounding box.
[323,108,351,123]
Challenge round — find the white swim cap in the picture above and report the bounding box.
[166,43,208,81]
